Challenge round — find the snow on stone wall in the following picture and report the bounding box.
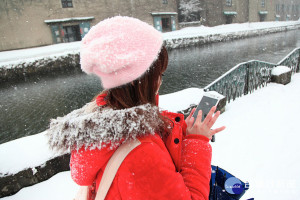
[0,53,80,83]
[164,23,300,49]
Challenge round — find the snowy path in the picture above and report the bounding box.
[212,73,300,200]
[2,73,300,200]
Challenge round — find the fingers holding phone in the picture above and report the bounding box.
[185,94,226,140]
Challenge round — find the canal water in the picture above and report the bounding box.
[1,30,299,144]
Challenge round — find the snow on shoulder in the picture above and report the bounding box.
[47,103,164,152]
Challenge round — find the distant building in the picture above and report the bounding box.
[178,0,300,27]
[0,0,178,51]
[274,0,300,21]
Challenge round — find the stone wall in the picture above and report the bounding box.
[0,154,70,198]
[0,53,80,84]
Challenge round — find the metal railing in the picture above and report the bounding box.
[204,47,300,103]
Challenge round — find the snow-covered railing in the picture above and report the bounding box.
[277,47,300,73]
[204,47,300,102]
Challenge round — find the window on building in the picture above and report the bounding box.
[226,0,232,7]
[62,25,81,42]
[276,4,280,13]
[162,0,168,4]
[261,0,265,7]
[281,4,285,13]
[61,0,73,8]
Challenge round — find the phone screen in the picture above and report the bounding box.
[192,96,219,122]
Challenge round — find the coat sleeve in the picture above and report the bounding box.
[181,134,212,199]
[117,135,212,200]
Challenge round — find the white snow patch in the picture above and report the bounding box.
[44,16,94,23]
[211,73,300,199]
[159,88,204,112]
[151,12,177,15]
[31,167,37,175]
[206,91,225,100]
[0,131,64,176]
[0,171,79,200]
[271,65,291,76]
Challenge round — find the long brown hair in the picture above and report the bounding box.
[101,46,172,135]
[105,46,168,108]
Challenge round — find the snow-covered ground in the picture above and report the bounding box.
[0,20,299,68]
[1,73,300,200]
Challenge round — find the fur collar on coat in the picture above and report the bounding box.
[46,101,164,153]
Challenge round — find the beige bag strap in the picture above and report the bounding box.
[95,139,141,200]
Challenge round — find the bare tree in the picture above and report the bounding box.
[179,0,203,22]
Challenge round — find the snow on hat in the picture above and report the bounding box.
[80,16,163,89]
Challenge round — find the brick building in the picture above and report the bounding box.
[274,0,300,21]
[178,0,300,27]
[0,0,178,51]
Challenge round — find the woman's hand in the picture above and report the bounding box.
[185,106,226,140]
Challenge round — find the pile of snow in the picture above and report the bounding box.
[271,65,292,76]
[1,73,300,199]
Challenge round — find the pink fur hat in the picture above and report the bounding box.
[80,16,163,89]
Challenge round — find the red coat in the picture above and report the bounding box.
[69,95,212,200]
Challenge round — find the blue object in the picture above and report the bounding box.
[209,165,250,200]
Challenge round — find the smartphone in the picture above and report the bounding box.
[192,93,220,124]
